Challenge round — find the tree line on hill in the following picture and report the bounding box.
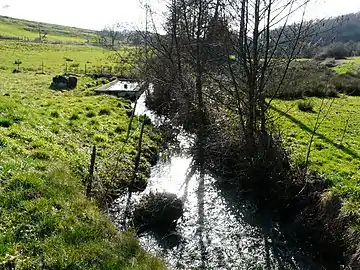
[297,12,360,59]
[97,12,360,59]
[98,11,360,60]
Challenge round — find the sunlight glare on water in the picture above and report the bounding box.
[110,93,322,270]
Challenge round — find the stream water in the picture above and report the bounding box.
[109,95,326,270]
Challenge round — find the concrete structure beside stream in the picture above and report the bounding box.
[95,79,146,99]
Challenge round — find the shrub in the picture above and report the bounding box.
[303,83,330,98]
[321,58,337,68]
[314,43,348,61]
[89,119,98,126]
[14,59,22,71]
[331,74,360,96]
[0,137,7,147]
[51,127,60,134]
[94,134,107,143]
[326,89,339,98]
[270,61,337,99]
[115,126,125,133]
[298,100,315,112]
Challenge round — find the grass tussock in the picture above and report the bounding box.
[298,100,315,112]
[0,116,14,127]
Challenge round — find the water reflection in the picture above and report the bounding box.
[109,95,323,270]
[110,152,323,269]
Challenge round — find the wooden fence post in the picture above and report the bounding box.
[86,146,97,198]
[126,97,139,142]
[123,118,147,227]
[132,118,146,181]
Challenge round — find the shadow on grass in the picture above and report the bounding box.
[271,105,360,161]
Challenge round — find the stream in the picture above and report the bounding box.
[109,94,327,270]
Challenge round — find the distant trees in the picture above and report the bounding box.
[295,12,360,58]
[98,23,123,46]
[314,42,348,60]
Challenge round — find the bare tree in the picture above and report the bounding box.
[219,1,317,147]
[103,23,122,47]
[142,0,339,183]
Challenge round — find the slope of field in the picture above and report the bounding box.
[272,96,360,228]
[0,41,135,75]
[0,15,97,43]
[0,42,164,268]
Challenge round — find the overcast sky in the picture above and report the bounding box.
[0,0,360,31]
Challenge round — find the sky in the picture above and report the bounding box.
[0,0,360,31]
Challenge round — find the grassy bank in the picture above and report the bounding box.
[271,96,360,228]
[0,41,164,269]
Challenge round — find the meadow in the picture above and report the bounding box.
[0,15,97,43]
[0,41,164,268]
[271,94,360,229]
[0,40,136,75]
[332,56,360,74]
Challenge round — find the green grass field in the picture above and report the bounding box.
[332,56,360,74]
[0,15,97,43]
[0,41,163,268]
[271,96,360,227]
[0,41,136,75]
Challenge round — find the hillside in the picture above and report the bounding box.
[0,15,98,43]
[0,15,146,45]
[321,12,360,44]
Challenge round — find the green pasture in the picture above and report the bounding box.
[0,41,136,75]
[0,41,163,269]
[0,15,97,43]
[271,96,360,226]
